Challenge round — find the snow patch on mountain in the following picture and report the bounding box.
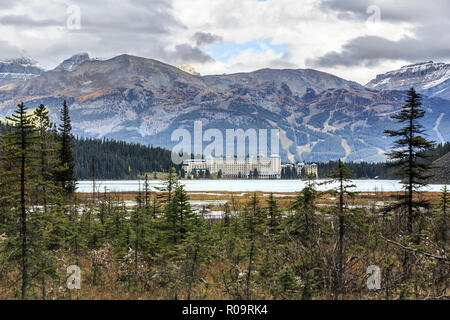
[434,113,445,144]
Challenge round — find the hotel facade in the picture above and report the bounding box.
[183,155,282,179]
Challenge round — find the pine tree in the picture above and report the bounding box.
[181,214,211,299]
[156,167,177,203]
[32,104,65,299]
[32,105,60,210]
[173,184,194,242]
[266,193,282,234]
[327,159,356,299]
[290,175,321,243]
[243,193,265,299]
[57,100,76,195]
[0,102,39,299]
[132,189,145,288]
[384,88,435,239]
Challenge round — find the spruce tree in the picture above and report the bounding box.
[57,100,76,195]
[181,214,210,299]
[33,105,60,210]
[267,193,282,234]
[32,104,65,299]
[384,88,435,240]
[290,175,321,243]
[243,193,265,299]
[0,102,38,299]
[327,159,356,299]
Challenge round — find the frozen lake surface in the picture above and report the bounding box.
[76,179,448,193]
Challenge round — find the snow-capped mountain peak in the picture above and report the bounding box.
[1,56,39,67]
[393,61,445,74]
[366,61,450,100]
[56,53,91,72]
[0,56,44,86]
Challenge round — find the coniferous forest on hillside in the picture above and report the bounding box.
[3,119,449,181]
[0,89,448,301]
[73,138,174,180]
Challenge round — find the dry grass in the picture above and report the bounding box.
[77,191,443,212]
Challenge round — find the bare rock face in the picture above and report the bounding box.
[0,54,449,163]
[177,64,200,76]
[367,61,450,100]
[56,53,91,72]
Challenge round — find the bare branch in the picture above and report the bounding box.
[380,235,448,262]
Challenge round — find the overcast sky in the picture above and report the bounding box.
[0,0,449,84]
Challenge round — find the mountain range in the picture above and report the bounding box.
[0,57,44,87]
[0,53,449,163]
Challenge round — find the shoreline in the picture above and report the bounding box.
[76,178,449,184]
[75,179,449,194]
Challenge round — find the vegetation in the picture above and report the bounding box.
[0,94,448,300]
[73,138,176,180]
[56,100,76,195]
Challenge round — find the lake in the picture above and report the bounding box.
[76,179,448,193]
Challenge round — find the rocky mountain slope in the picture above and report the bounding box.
[56,53,91,72]
[0,54,449,163]
[429,152,450,184]
[366,61,450,100]
[0,57,44,87]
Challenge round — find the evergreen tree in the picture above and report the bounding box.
[243,193,265,299]
[287,174,323,299]
[290,175,321,242]
[57,100,76,195]
[180,214,211,299]
[32,104,66,299]
[132,189,145,288]
[384,88,435,237]
[266,193,282,234]
[327,159,356,299]
[32,105,60,210]
[0,102,39,299]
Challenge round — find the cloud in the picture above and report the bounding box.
[0,40,26,60]
[77,0,181,35]
[0,0,194,68]
[319,0,450,23]
[0,0,18,9]
[191,32,223,46]
[0,14,60,27]
[170,43,214,63]
[309,22,450,68]
[0,0,448,84]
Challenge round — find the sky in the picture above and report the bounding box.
[0,0,449,84]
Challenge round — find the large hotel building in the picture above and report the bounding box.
[183,155,282,179]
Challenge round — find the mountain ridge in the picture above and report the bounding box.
[0,54,449,163]
[367,61,450,100]
[0,56,44,87]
